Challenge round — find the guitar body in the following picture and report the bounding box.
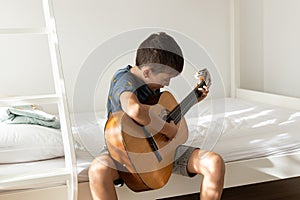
[104,91,188,192]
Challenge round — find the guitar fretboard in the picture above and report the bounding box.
[166,81,206,124]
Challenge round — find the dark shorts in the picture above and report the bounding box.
[172,145,198,177]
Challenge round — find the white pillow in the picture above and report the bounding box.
[0,123,64,163]
[71,111,107,157]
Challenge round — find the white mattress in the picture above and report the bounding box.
[72,97,300,162]
[1,97,300,190]
[71,97,300,181]
[186,98,300,162]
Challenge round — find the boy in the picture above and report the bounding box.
[89,32,225,200]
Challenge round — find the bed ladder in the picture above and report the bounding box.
[0,1,78,200]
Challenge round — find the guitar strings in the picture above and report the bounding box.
[170,88,198,124]
[171,91,195,124]
[154,86,199,144]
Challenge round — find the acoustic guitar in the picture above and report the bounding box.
[104,69,210,192]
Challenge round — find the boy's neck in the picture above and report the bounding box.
[130,66,145,82]
[130,66,158,92]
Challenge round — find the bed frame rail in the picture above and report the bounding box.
[236,88,300,111]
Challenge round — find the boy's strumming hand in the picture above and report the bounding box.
[163,120,178,140]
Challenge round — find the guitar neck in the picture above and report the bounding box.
[166,84,204,124]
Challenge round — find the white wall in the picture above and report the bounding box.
[0,0,231,112]
[263,0,300,97]
[239,0,300,98]
[0,0,55,97]
[239,0,264,91]
[53,0,231,112]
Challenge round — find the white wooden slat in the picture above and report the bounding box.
[0,94,59,107]
[0,185,68,200]
[0,28,47,35]
[42,1,78,200]
[0,169,70,190]
[0,1,78,200]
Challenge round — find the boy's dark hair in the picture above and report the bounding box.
[135,32,184,74]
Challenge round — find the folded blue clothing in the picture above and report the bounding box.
[6,106,56,121]
[5,115,60,129]
[1,105,60,129]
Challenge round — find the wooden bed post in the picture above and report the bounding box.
[230,0,240,98]
[0,1,78,200]
[42,0,78,199]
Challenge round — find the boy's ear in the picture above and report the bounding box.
[142,66,152,78]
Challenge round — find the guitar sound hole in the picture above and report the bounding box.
[160,109,170,121]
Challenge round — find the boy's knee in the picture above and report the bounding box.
[206,153,225,176]
[88,156,120,183]
[89,157,112,178]
[89,160,104,179]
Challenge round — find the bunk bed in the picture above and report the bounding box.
[0,0,77,199]
[1,0,300,200]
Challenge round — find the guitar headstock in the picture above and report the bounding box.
[194,68,212,88]
[194,68,211,98]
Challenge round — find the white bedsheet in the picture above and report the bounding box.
[71,98,300,162]
[186,98,300,162]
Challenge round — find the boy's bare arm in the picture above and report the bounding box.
[120,91,177,139]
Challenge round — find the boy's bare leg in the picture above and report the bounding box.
[187,150,225,200]
[88,154,120,200]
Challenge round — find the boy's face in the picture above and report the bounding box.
[146,70,178,90]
